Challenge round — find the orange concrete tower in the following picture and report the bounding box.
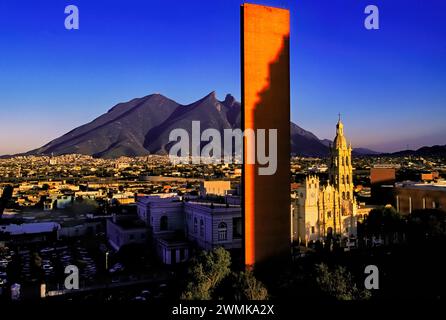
[241,3,291,266]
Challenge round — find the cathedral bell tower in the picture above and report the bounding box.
[328,115,354,202]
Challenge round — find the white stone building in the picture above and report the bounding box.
[130,194,242,264]
[184,202,242,251]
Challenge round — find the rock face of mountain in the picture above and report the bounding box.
[143,92,241,154]
[29,94,180,158]
[290,122,328,157]
[27,91,371,158]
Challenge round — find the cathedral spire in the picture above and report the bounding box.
[334,115,345,147]
[329,117,353,200]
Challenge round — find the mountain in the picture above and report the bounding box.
[28,94,180,158]
[290,122,328,157]
[143,92,240,154]
[353,148,381,155]
[388,145,446,157]
[26,91,373,158]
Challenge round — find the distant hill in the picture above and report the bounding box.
[320,139,379,155]
[387,145,446,157]
[26,92,379,158]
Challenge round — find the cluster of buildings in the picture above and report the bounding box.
[106,181,242,265]
[1,117,445,268]
[0,154,241,182]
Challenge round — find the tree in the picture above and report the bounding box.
[231,269,268,301]
[181,247,231,300]
[408,209,446,242]
[315,263,371,301]
[363,206,402,240]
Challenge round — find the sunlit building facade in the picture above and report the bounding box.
[296,119,358,243]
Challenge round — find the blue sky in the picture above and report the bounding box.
[0,0,445,154]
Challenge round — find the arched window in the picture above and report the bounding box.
[341,157,344,166]
[342,192,345,199]
[346,175,350,184]
[200,219,204,237]
[346,191,350,200]
[160,216,168,231]
[346,156,349,165]
[218,222,228,241]
[194,217,198,233]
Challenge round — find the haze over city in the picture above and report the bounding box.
[0,0,445,155]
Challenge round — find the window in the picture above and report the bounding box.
[160,216,168,231]
[233,218,242,239]
[342,192,345,199]
[200,219,204,237]
[346,175,350,184]
[180,248,185,260]
[218,222,228,241]
[311,226,315,234]
[346,191,350,199]
[194,218,198,233]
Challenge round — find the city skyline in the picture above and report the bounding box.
[1,0,445,155]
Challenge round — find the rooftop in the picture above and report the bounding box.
[112,217,146,230]
[0,222,60,235]
[396,180,446,192]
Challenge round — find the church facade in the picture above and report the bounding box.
[295,118,358,244]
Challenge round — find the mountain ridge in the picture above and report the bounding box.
[24,92,383,158]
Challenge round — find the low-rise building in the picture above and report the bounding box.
[184,202,242,251]
[106,215,148,251]
[395,180,446,214]
[106,193,242,264]
[136,194,184,235]
[200,181,232,197]
[0,222,60,243]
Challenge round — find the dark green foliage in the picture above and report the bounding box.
[181,247,268,300]
[315,263,371,301]
[230,269,268,300]
[181,247,231,300]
